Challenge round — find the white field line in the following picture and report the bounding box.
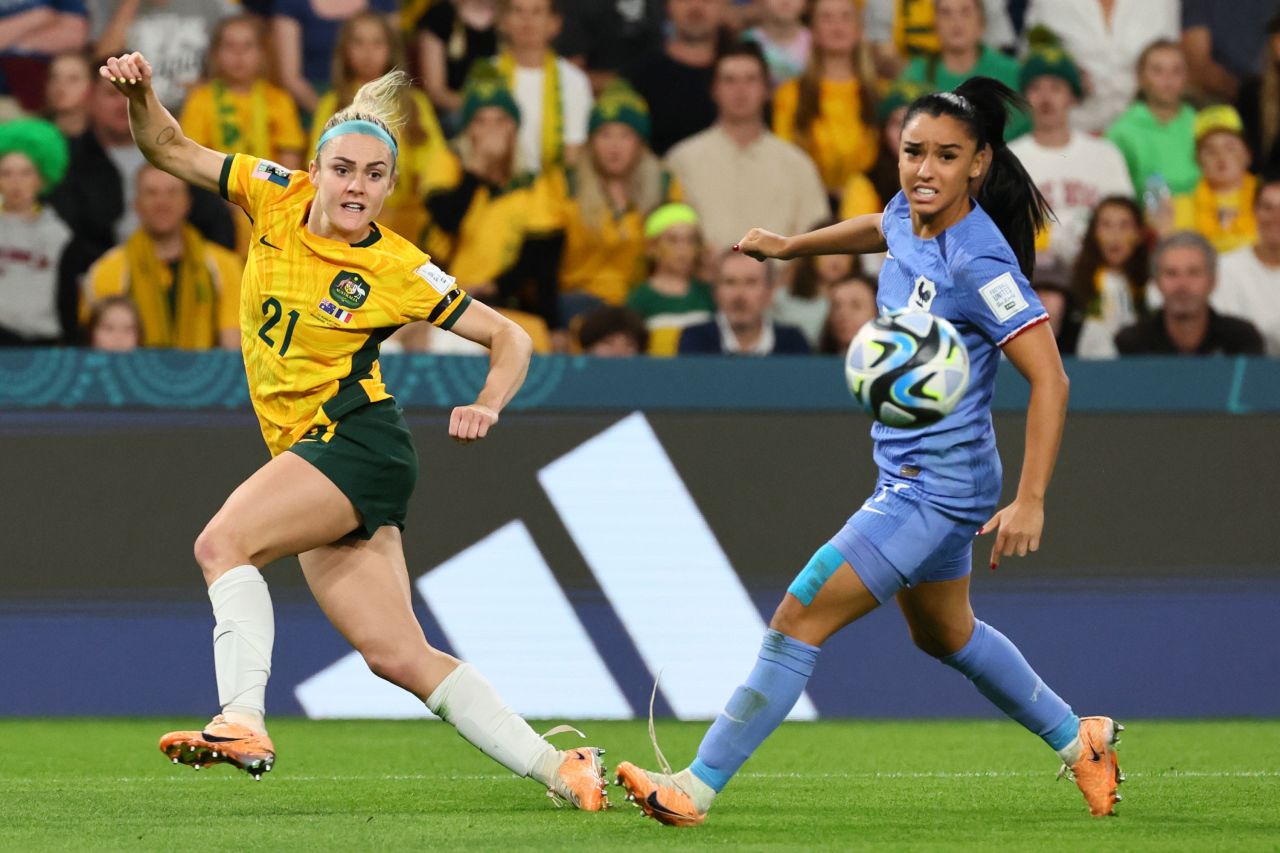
[4,770,1279,785]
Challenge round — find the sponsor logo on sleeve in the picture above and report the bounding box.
[252,160,291,188]
[979,272,1029,322]
[413,261,456,296]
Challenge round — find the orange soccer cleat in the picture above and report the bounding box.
[1058,716,1125,816]
[546,747,610,811]
[614,762,707,827]
[159,715,276,780]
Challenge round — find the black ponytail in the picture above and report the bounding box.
[902,76,1052,279]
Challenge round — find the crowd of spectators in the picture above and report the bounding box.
[2,0,1279,358]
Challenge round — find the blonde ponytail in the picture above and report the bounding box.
[318,69,412,158]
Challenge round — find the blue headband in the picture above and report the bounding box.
[316,119,399,160]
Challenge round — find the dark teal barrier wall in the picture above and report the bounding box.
[1,350,1278,412]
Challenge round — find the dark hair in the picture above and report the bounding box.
[818,274,877,354]
[87,294,143,345]
[1255,172,1280,208]
[576,306,649,353]
[1068,195,1149,320]
[713,41,769,81]
[903,76,1051,278]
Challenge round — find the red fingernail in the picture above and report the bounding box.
[976,527,984,535]
[732,244,740,251]
[990,563,997,571]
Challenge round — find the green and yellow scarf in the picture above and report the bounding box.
[497,49,563,169]
[212,79,271,158]
[124,224,217,349]
[1194,172,1257,253]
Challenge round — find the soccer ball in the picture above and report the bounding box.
[844,310,970,429]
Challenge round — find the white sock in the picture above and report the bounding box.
[674,768,717,813]
[208,565,274,725]
[1056,735,1083,765]
[425,663,559,784]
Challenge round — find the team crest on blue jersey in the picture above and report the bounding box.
[909,276,937,311]
[329,271,370,309]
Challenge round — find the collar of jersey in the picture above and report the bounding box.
[299,205,383,249]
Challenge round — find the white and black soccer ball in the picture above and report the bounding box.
[844,310,970,429]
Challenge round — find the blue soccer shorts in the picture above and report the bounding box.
[789,476,998,605]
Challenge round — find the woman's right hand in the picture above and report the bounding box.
[733,228,792,262]
[99,52,153,101]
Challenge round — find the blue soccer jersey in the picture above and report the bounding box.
[872,191,1048,504]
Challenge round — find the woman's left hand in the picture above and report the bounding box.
[979,498,1045,570]
[449,403,498,443]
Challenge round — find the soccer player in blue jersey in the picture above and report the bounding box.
[615,77,1122,823]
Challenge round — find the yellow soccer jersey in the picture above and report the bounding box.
[219,152,471,456]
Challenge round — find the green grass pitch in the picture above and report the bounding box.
[2,719,1277,850]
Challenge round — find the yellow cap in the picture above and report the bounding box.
[1194,104,1244,144]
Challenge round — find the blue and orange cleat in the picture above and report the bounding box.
[1058,716,1124,816]
[159,715,275,780]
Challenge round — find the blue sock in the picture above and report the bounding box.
[941,620,1080,751]
[689,629,819,792]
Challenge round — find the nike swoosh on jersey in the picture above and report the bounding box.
[259,234,283,251]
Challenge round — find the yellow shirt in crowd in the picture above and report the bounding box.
[180,81,307,163]
[181,80,310,258]
[310,89,447,243]
[220,153,470,456]
[838,172,882,221]
[1173,174,1258,254]
[554,169,683,305]
[84,229,243,348]
[773,78,879,193]
[421,148,563,287]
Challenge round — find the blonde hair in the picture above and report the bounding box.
[319,69,412,168]
[206,14,268,81]
[795,0,878,145]
[328,13,430,150]
[575,145,666,235]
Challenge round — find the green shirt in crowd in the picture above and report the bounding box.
[626,279,716,328]
[900,46,1030,140]
[1105,102,1200,198]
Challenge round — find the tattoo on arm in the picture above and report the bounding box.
[156,127,175,145]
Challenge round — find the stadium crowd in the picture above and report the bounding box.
[1,0,1278,357]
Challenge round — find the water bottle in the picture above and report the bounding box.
[1143,173,1171,223]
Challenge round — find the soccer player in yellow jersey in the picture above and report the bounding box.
[98,52,608,811]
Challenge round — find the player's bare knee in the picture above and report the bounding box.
[361,646,424,693]
[769,596,824,645]
[194,519,248,584]
[909,622,972,659]
[768,596,801,634]
[909,628,952,659]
